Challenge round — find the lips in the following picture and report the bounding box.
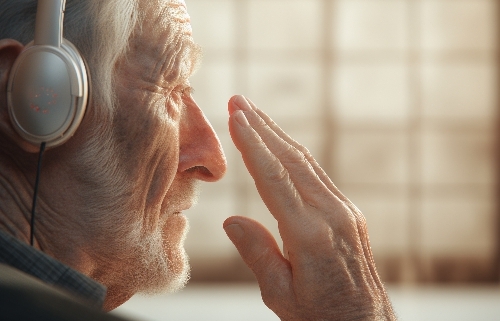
[159,179,200,221]
[165,201,193,219]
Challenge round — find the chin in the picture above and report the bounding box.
[158,246,191,294]
[119,213,191,296]
[167,214,191,288]
[148,212,190,294]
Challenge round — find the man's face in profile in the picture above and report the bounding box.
[84,0,226,304]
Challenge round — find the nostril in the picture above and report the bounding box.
[186,166,213,178]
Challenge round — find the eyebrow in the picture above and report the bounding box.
[159,37,202,89]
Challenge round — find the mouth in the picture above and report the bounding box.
[167,201,194,218]
[160,180,200,220]
[177,200,194,212]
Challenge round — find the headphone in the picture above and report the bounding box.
[6,0,89,148]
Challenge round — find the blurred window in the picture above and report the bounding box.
[187,0,498,283]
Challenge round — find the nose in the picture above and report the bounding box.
[178,96,227,182]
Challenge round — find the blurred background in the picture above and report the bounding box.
[116,0,500,320]
[186,0,499,285]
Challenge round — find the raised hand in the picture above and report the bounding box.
[224,95,396,321]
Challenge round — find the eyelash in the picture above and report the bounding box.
[167,86,194,112]
[173,86,194,96]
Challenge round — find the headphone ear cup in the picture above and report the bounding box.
[7,39,89,148]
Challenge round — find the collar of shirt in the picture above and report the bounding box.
[0,230,106,309]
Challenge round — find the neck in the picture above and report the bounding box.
[0,146,95,276]
[0,150,36,245]
[0,136,141,310]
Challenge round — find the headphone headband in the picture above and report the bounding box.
[34,0,65,47]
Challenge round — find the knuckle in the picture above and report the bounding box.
[263,161,289,183]
[251,111,269,128]
[329,202,359,232]
[289,138,316,162]
[248,246,271,269]
[279,145,309,166]
[347,202,368,227]
[294,220,335,251]
[355,210,367,227]
[297,144,313,160]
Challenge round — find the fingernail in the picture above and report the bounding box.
[234,110,250,127]
[234,95,252,111]
[224,223,245,241]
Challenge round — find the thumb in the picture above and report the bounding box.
[223,216,294,314]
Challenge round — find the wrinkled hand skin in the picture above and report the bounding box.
[224,95,397,321]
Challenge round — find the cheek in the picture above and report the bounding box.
[115,89,178,153]
[144,144,179,207]
[113,92,181,201]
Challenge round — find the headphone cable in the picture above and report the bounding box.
[30,142,46,247]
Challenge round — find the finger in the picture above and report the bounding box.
[223,216,294,317]
[229,107,346,260]
[229,96,365,260]
[228,109,305,223]
[237,96,363,226]
[229,96,339,209]
[352,210,386,293]
[243,97,351,204]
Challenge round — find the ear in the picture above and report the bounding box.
[0,39,39,153]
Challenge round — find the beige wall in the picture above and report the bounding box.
[184,0,498,283]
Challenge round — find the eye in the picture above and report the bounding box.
[179,86,194,97]
[167,85,194,112]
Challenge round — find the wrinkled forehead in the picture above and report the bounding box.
[147,0,192,36]
[128,0,200,86]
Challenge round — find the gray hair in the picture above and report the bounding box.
[0,0,138,116]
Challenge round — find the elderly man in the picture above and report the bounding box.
[0,0,396,320]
